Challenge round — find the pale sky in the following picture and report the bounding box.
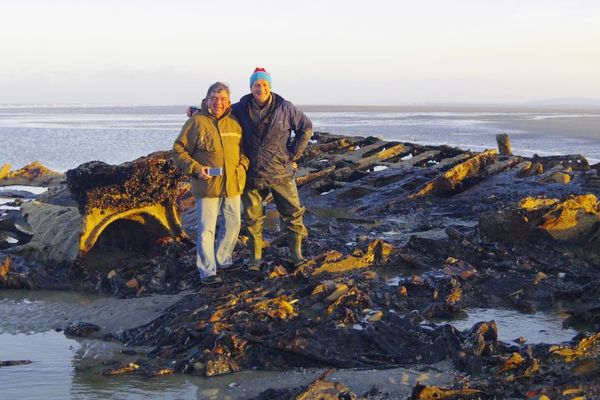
[1,0,599,105]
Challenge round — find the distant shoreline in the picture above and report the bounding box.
[2,103,600,114]
[299,104,600,114]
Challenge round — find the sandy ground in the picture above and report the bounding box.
[0,289,184,333]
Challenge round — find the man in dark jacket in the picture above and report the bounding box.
[233,68,313,270]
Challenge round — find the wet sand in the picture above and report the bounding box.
[490,115,600,140]
[0,290,184,334]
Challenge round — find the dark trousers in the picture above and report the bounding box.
[242,179,306,242]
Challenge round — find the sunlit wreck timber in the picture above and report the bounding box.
[4,152,187,274]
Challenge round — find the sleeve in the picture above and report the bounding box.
[239,148,250,170]
[172,118,203,176]
[288,103,313,160]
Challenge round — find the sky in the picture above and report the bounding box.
[1,0,599,105]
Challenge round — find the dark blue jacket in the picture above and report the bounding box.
[233,93,313,187]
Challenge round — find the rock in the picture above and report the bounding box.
[480,195,600,245]
[0,161,64,187]
[15,201,82,265]
[0,360,32,367]
[64,322,101,337]
[535,165,573,184]
[518,161,544,177]
[410,383,481,400]
[296,378,357,400]
[525,194,599,242]
[203,353,240,376]
[0,164,11,180]
[310,240,394,276]
[478,210,535,244]
[0,231,20,249]
[125,278,139,289]
[549,171,571,184]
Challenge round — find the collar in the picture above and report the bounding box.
[250,94,273,110]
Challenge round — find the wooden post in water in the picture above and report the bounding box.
[496,133,512,156]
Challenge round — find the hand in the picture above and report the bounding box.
[194,166,210,180]
[186,106,199,118]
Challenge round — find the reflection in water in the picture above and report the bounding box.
[0,329,331,400]
[381,275,584,345]
[0,331,78,399]
[0,331,258,400]
[440,307,581,344]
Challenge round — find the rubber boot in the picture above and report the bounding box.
[288,231,305,267]
[248,236,262,271]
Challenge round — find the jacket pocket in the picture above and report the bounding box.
[190,175,209,197]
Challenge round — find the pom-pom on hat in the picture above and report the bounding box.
[249,67,272,89]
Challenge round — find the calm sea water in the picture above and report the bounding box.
[0,105,598,172]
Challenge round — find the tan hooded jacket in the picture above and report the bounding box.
[172,108,248,198]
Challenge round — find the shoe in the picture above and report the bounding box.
[201,275,222,285]
[246,261,261,272]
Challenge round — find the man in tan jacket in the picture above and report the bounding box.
[173,82,249,284]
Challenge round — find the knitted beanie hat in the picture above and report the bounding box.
[249,67,272,89]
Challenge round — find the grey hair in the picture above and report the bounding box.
[206,82,230,98]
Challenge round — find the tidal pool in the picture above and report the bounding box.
[439,307,582,344]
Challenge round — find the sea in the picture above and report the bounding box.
[0,104,599,172]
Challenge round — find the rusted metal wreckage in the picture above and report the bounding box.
[1,132,600,398]
[1,152,187,287]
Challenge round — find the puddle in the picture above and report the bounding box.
[439,307,582,344]
[0,330,201,400]
[380,274,586,344]
[0,185,48,195]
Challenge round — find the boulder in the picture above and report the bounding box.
[532,194,599,242]
[0,161,64,187]
[479,195,600,246]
